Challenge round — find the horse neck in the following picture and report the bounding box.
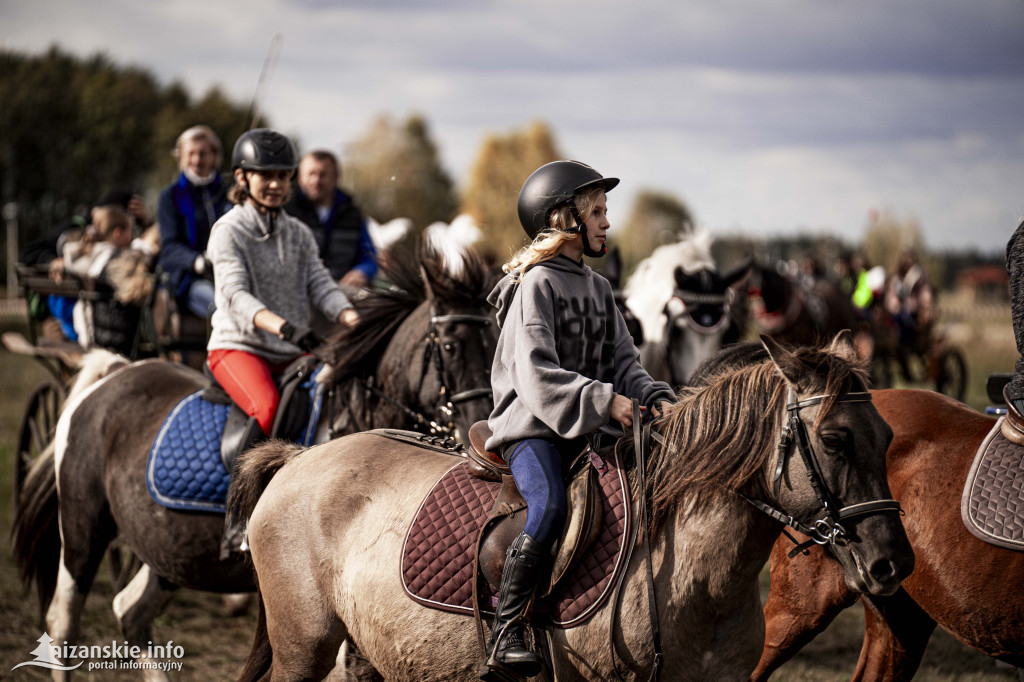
[658,486,780,599]
[643,487,781,668]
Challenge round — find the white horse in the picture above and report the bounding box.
[625,229,749,385]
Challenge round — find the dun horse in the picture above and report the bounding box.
[12,248,496,681]
[231,333,914,681]
[752,388,1024,681]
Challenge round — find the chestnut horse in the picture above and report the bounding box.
[752,388,1024,680]
[231,334,914,681]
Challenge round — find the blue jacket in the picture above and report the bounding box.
[157,172,230,297]
[285,188,378,282]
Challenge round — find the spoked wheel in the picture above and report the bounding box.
[935,347,968,402]
[14,379,65,508]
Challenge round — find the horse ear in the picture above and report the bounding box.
[723,257,753,288]
[760,334,802,386]
[673,265,686,289]
[828,329,858,363]
[419,263,436,301]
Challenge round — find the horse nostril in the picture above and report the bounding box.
[868,558,899,584]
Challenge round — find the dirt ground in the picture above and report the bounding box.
[0,302,1018,681]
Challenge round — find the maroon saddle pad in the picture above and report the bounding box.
[961,417,1024,551]
[401,447,631,628]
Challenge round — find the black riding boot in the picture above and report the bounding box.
[219,418,266,561]
[480,532,546,681]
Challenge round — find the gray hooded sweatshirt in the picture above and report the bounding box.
[486,255,675,452]
[207,202,351,363]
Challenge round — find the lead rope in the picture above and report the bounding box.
[609,400,663,682]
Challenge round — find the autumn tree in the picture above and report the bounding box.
[343,114,457,235]
[614,190,695,278]
[861,209,925,273]
[459,121,561,262]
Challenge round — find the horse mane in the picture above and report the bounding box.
[322,245,494,383]
[624,228,715,347]
[646,342,869,527]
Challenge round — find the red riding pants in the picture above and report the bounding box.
[207,349,296,435]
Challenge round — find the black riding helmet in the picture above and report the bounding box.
[231,128,298,172]
[516,160,619,244]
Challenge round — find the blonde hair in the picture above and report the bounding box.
[503,187,604,280]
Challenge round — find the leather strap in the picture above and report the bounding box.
[609,400,663,682]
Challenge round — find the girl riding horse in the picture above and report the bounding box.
[480,160,675,680]
[207,128,359,557]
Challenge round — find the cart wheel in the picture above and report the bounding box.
[935,348,968,402]
[14,379,65,508]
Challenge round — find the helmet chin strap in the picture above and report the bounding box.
[569,204,606,258]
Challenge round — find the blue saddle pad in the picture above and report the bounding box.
[146,367,326,513]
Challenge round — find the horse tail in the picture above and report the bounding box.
[239,585,273,682]
[11,441,60,619]
[228,440,303,525]
[11,349,128,620]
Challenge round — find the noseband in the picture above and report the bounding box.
[743,388,903,558]
[668,288,734,335]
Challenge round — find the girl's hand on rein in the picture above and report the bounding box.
[610,394,642,427]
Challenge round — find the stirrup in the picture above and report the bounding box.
[479,658,530,682]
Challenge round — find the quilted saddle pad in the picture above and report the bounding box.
[401,447,631,629]
[961,417,1024,551]
[146,391,232,513]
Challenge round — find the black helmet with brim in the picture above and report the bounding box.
[231,128,298,172]
[517,160,619,240]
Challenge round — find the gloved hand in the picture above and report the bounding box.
[279,321,323,352]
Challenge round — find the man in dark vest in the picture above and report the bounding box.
[285,150,378,291]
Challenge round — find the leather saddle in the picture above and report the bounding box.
[1001,384,1024,446]
[203,355,320,470]
[467,421,603,598]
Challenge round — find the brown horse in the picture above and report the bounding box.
[752,388,1024,681]
[747,263,860,350]
[11,248,497,681]
[230,333,914,681]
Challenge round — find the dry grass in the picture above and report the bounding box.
[0,301,1019,680]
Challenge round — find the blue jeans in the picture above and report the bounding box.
[184,278,215,319]
[507,439,567,548]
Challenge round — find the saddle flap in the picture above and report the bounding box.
[545,461,603,596]
[477,455,604,598]
[962,416,1024,552]
[468,420,511,481]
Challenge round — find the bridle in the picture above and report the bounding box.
[742,387,903,558]
[667,286,735,336]
[356,305,493,437]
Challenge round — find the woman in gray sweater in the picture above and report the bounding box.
[207,128,357,438]
[480,161,675,681]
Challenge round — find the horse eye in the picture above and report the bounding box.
[821,433,847,452]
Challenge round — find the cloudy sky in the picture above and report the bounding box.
[3,0,1023,252]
